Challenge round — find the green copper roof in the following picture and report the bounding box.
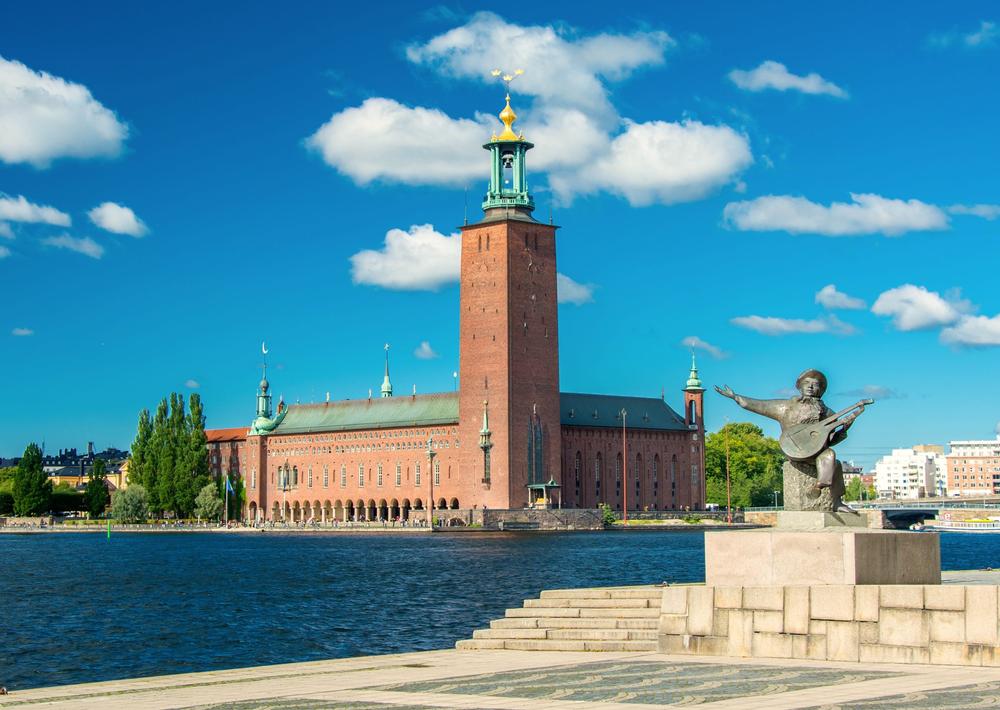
[560,392,689,432]
[685,352,704,391]
[272,393,458,434]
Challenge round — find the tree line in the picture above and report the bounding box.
[128,392,211,518]
[0,444,110,518]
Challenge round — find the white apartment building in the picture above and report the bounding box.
[946,437,1000,496]
[873,446,945,499]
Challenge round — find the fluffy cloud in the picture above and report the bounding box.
[414,341,439,359]
[405,11,673,120]
[40,233,104,259]
[88,202,148,237]
[350,224,460,290]
[0,56,127,168]
[561,119,752,206]
[556,273,594,305]
[816,284,866,310]
[0,223,11,239]
[930,20,999,49]
[731,314,856,336]
[12,327,33,336]
[307,98,486,186]
[940,315,1000,347]
[838,385,905,400]
[681,335,728,359]
[0,194,71,226]
[185,379,200,389]
[723,193,948,236]
[309,15,750,206]
[728,60,847,98]
[871,284,969,331]
[949,203,1000,220]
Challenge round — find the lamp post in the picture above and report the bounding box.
[773,489,780,508]
[621,408,628,524]
[426,436,436,528]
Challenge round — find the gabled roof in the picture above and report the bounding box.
[206,427,249,443]
[272,393,459,435]
[559,392,689,432]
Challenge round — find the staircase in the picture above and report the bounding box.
[456,586,663,652]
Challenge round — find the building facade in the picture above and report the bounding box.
[873,446,945,500]
[206,94,706,522]
[946,437,1000,496]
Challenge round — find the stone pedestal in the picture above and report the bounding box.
[704,528,940,586]
[777,510,868,529]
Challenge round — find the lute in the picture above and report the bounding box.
[779,399,874,461]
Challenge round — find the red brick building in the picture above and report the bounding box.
[207,95,705,522]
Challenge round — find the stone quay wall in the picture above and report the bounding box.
[660,583,1000,667]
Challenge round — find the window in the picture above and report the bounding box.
[251,468,256,490]
[359,464,365,487]
[323,465,329,488]
[377,463,383,487]
[308,465,313,488]
[292,466,298,487]
[415,462,421,486]
[340,465,347,487]
[595,454,602,498]
[395,462,401,487]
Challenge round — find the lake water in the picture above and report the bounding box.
[3,529,999,690]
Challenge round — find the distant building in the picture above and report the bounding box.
[48,461,128,492]
[946,437,1000,497]
[873,446,945,499]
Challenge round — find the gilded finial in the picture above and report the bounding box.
[491,68,525,142]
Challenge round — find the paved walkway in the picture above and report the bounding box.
[4,649,1000,709]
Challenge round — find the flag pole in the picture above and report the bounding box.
[224,474,229,527]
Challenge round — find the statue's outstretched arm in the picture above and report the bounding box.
[732,395,787,422]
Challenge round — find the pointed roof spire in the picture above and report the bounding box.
[380,343,393,397]
[685,352,704,391]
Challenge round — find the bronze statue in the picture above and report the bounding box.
[716,369,873,513]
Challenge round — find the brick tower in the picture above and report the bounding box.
[458,90,561,509]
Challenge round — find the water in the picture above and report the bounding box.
[2,529,999,691]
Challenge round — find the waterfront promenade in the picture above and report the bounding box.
[4,647,999,709]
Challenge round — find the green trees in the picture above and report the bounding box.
[111,484,149,523]
[128,392,211,519]
[844,477,877,502]
[85,458,110,518]
[0,467,16,514]
[12,442,52,516]
[194,483,222,521]
[705,423,784,509]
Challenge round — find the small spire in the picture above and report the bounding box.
[381,343,393,397]
[481,400,490,434]
[685,352,704,391]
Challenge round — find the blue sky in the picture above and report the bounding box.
[2,2,999,468]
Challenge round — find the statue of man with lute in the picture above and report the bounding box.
[716,369,873,513]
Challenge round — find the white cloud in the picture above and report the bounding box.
[731,314,856,336]
[871,284,970,331]
[414,341,439,359]
[941,315,1000,347]
[40,233,104,259]
[0,223,11,238]
[816,284,866,310]
[723,193,948,236]
[681,335,728,359]
[728,60,847,98]
[0,55,127,168]
[560,119,752,206]
[838,385,905,400]
[0,194,71,226]
[307,98,486,186]
[185,379,200,389]
[405,11,673,120]
[556,273,594,305]
[11,327,33,336]
[87,201,147,237]
[949,204,1000,220]
[350,224,460,290]
[0,245,9,258]
[930,20,999,49]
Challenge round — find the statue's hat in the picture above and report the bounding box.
[795,369,827,395]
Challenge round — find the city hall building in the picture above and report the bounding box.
[206,95,706,523]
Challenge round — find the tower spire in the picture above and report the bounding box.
[381,343,393,397]
[685,352,704,391]
[483,69,534,214]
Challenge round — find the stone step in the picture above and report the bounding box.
[505,607,580,618]
[545,629,657,641]
[539,587,663,601]
[524,597,653,609]
[578,607,659,618]
[502,639,656,652]
[456,639,505,650]
[473,628,548,640]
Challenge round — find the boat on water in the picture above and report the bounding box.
[913,517,1000,533]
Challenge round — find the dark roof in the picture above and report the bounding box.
[559,392,690,432]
